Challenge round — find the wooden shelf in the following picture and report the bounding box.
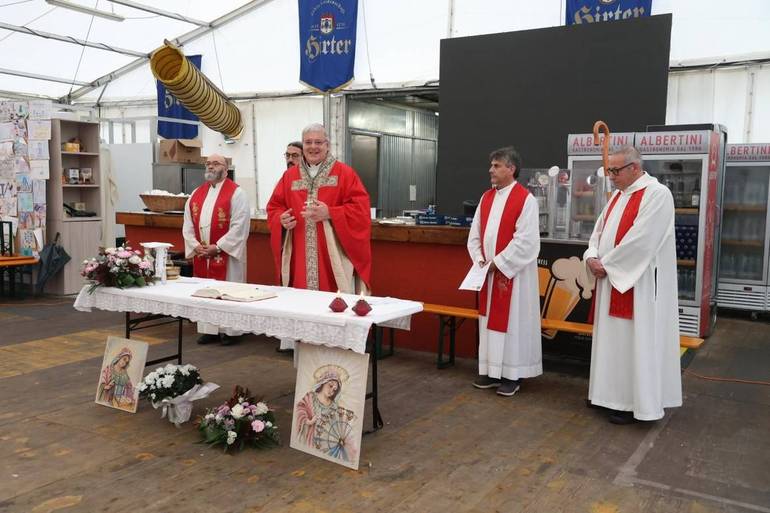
[675,208,699,215]
[677,259,696,267]
[63,184,99,188]
[722,239,764,247]
[723,204,766,213]
[63,217,102,222]
[61,151,99,156]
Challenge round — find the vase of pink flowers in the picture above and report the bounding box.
[81,245,155,293]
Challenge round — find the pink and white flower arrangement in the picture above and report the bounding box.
[198,386,280,452]
[81,245,154,292]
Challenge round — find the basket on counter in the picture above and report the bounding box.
[140,194,189,213]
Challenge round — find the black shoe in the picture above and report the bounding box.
[220,335,241,346]
[472,375,501,389]
[608,410,637,425]
[197,334,221,345]
[496,379,521,397]
[585,399,608,410]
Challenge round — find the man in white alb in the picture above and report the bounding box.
[467,146,542,397]
[182,153,251,345]
[585,146,682,424]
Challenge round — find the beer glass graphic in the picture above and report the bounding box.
[540,256,595,339]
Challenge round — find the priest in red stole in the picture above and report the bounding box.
[584,146,682,424]
[182,153,251,345]
[467,146,542,397]
[267,124,372,351]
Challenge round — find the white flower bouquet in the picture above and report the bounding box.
[139,363,219,426]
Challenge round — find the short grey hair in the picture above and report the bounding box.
[302,123,328,141]
[612,146,643,167]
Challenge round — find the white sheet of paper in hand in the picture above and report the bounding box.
[459,261,491,291]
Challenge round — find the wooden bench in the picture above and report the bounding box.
[423,305,704,369]
[0,256,38,298]
[422,303,479,368]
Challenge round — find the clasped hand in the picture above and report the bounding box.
[193,244,219,257]
[281,201,330,228]
[587,257,607,278]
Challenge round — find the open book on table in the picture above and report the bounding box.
[192,283,277,303]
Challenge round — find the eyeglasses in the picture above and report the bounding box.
[205,161,225,167]
[606,162,635,176]
[303,139,327,146]
[284,152,301,158]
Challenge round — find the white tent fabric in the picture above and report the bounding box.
[2,0,769,102]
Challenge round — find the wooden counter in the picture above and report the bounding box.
[116,212,470,245]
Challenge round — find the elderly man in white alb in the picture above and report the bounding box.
[467,146,542,397]
[182,153,251,346]
[585,146,682,424]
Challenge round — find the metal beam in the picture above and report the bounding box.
[0,67,90,86]
[65,0,276,103]
[0,21,146,58]
[0,89,59,100]
[108,0,209,27]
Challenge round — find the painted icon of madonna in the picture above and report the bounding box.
[95,336,148,413]
[290,343,369,469]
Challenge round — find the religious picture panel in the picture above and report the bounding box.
[290,343,369,470]
[94,336,149,413]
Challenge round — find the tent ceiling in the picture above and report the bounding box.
[1,0,770,105]
[0,0,252,99]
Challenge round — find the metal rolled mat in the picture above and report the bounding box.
[150,41,243,140]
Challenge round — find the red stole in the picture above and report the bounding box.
[189,178,238,280]
[478,183,530,332]
[599,187,647,320]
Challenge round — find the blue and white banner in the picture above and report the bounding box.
[566,0,652,25]
[156,54,201,139]
[298,0,358,92]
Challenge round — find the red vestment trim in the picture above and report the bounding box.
[595,187,647,321]
[189,178,238,280]
[478,183,530,332]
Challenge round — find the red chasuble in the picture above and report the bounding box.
[266,161,371,291]
[598,188,647,320]
[478,183,530,332]
[189,178,238,281]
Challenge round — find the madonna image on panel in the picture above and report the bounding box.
[95,336,148,413]
[291,344,368,469]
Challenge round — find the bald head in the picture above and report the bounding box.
[204,153,228,183]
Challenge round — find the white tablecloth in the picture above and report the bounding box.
[73,278,423,354]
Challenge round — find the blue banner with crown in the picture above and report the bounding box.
[566,0,652,25]
[298,0,358,92]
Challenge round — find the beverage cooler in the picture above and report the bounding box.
[635,129,725,337]
[565,132,634,240]
[716,143,770,315]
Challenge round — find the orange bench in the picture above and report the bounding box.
[0,256,38,298]
[423,304,703,369]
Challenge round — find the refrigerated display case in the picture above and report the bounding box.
[635,129,725,337]
[566,132,633,240]
[716,143,770,314]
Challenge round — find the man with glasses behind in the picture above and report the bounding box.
[285,141,303,169]
[183,153,251,346]
[267,124,372,352]
[584,146,682,424]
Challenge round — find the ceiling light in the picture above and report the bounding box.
[45,0,125,22]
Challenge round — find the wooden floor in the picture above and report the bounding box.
[0,297,769,513]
